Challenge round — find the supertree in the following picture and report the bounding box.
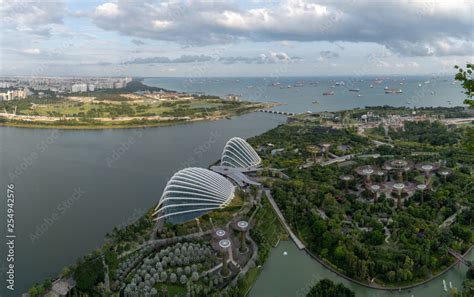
[416,183,428,204]
[339,175,354,191]
[369,184,382,202]
[306,145,320,163]
[233,220,250,253]
[384,159,413,182]
[415,162,440,184]
[356,165,379,185]
[212,239,232,277]
[438,168,452,183]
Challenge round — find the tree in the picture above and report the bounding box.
[454,64,474,105]
[170,273,177,283]
[306,279,355,297]
[73,258,104,292]
[455,64,474,152]
[160,271,168,282]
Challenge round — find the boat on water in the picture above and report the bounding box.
[357,94,363,97]
[349,88,360,92]
[385,89,403,94]
[384,86,389,90]
[369,84,374,88]
[312,100,320,104]
[323,91,335,96]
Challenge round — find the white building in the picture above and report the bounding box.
[71,84,88,93]
[0,89,27,101]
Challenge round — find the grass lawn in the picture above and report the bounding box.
[252,193,287,248]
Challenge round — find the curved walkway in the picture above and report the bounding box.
[263,187,473,291]
[303,245,473,291]
[264,189,305,249]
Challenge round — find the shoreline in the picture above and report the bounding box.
[0,102,282,130]
[302,243,473,291]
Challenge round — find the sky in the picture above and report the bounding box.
[0,0,472,77]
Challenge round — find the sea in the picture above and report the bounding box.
[143,76,466,113]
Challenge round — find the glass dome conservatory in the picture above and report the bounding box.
[153,167,236,224]
[220,137,262,168]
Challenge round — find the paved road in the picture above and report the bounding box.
[264,189,305,250]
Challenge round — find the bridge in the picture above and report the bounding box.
[447,248,473,270]
[258,109,297,116]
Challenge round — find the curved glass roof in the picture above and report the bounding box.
[153,167,235,223]
[220,137,262,168]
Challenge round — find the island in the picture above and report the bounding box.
[0,79,276,129]
[26,105,473,297]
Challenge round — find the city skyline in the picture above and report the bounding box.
[0,0,472,77]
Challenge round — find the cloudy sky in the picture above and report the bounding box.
[0,0,472,77]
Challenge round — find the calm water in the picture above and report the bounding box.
[250,241,472,297]
[0,76,468,296]
[0,113,285,296]
[144,76,465,113]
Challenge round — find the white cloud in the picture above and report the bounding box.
[0,0,66,37]
[88,0,473,57]
[22,48,41,55]
[94,3,121,18]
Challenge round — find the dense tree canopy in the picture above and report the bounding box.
[250,111,473,286]
[307,279,355,297]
